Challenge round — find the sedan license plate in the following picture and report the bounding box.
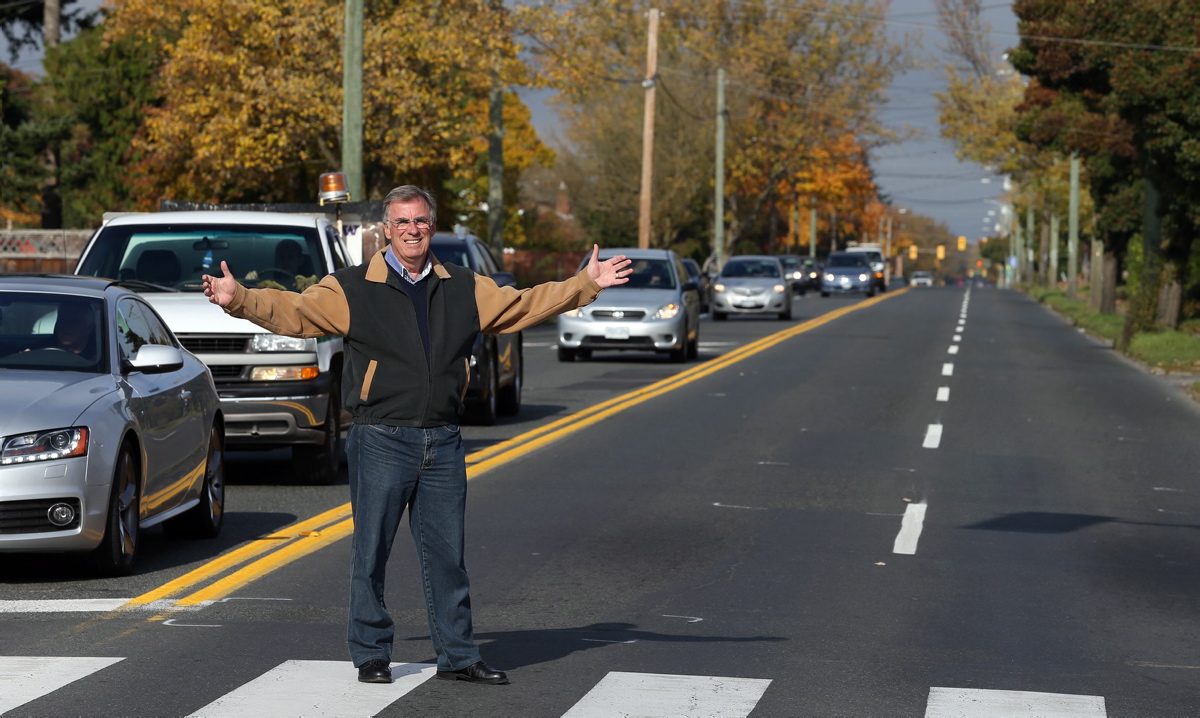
[604,326,631,340]
[737,299,762,308]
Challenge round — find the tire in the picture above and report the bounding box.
[93,446,139,577]
[779,305,792,320]
[713,311,727,321]
[497,344,522,416]
[820,292,830,298]
[464,356,498,426]
[669,339,688,363]
[557,346,576,362]
[165,424,225,539]
[294,380,343,485]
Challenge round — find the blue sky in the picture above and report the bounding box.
[7,0,1018,241]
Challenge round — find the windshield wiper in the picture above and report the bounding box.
[114,279,180,293]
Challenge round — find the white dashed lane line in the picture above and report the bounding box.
[923,424,943,449]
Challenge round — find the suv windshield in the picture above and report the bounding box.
[722,259,781,278]
[826,254,868,268]
[77,223,323,292]
[0,293,106,372]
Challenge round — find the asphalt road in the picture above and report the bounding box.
[3,286,1199,717]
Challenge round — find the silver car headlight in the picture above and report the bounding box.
[1,427,89,465]
[252,334,317,352]
[859,273,869,282]
[773,284,786,294]
[824,273,835,281]
[713,283,726,293]
[652,303,682,320]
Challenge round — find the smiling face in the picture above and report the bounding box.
[384,197,434,274]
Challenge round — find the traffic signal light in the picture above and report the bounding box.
[936,245,945,260]
[957,236,967,251]
[909,245,918,260]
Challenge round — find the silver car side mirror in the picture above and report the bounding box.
[125,344,184,374]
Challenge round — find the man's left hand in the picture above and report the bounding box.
[586,244,632,288]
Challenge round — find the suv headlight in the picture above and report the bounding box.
[859,273,869,281]
[249,366,320,381]
[652,303,681,320]
[252,334,316,352]
[1,427,88,465]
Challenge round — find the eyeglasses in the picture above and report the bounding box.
[388,217,432,231]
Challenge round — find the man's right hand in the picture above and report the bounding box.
[202,260,239,307]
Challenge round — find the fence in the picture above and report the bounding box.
[0,230,94,274]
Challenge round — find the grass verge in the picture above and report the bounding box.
[1025,286,1200,377]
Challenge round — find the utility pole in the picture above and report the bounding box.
[713,67,725,268]
[342,0,364,202]
[637,8,660,249]
[1049,213,1060,290]
[1068,153,1080,299]
[1025,204,1035,285]
[487,0,506,256]
[809,196,817,258]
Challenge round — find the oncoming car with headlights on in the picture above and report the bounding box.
[0,275,224,576]
[820,252,875,297]
[711,255,792,320]
[557,248,701,363]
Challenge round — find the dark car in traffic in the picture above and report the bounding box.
[430,231,522,425]
[680,257,712,313]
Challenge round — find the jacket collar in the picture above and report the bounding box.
[365,248,451,284]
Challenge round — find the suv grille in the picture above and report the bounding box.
[0,498,82,534]
[178,335,249,353]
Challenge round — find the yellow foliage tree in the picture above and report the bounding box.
[105,0,549,209]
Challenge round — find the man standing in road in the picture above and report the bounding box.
[202,185,631,686]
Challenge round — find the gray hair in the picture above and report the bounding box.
[383,185,438,230]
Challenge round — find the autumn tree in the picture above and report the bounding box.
[98,0,551,225]
[516,0,908,257]
[0,64,49,226]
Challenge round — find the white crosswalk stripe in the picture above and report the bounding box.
[926,687,1107,717]
[561,671,771,718]
[0,657,124,714]
[0,654,1115,718]
[186,660,436,718]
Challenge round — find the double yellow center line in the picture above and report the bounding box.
[132,290,903,613]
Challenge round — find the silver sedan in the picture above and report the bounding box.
[557,248,701,362]
[0,276,224,575]
[711,255,793,320]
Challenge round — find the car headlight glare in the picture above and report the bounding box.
[713,283,726,293]
[250,365,320,381]
[809,271,818,278]
[773,284,786,294]
[652,302,682,320]
[252,334,316,352]
[859,273,869,281]
[1,427,88,465]
[824,273,835,281]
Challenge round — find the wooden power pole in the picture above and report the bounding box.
[637,8,660,249]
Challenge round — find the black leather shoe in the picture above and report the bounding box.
[436,660,509,685]
[357,659,392,684]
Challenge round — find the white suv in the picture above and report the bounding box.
[76,211,354,484]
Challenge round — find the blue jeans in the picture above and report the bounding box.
[345,423,482,671]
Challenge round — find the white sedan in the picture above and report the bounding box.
[909,271,934,287]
